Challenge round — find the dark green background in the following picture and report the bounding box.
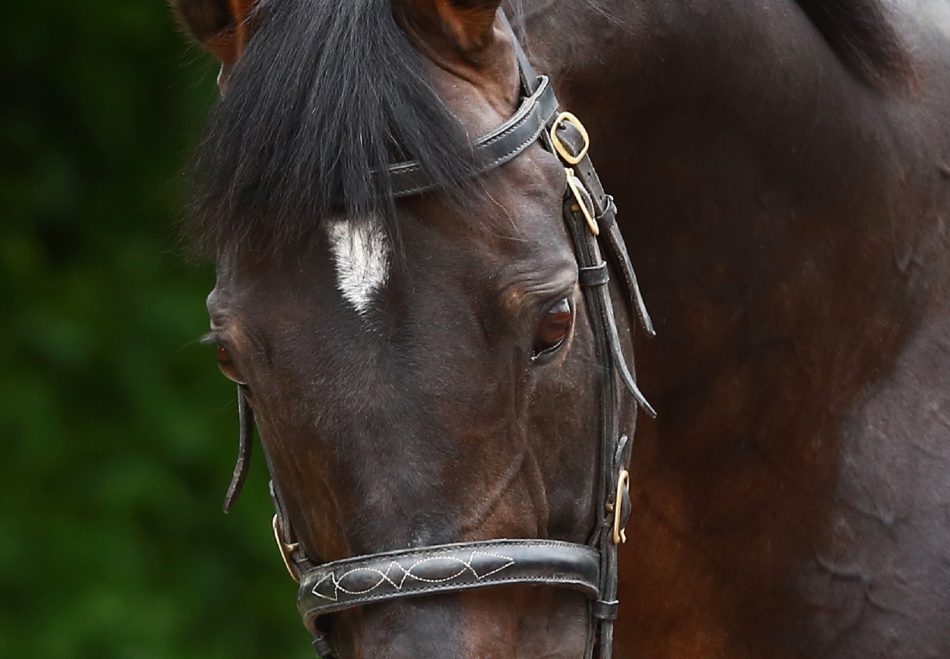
[1,3,309,657]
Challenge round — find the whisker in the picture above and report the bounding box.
[199,331,221,346]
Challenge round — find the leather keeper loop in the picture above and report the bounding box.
[312,632,335,658]
[592,599,620,621]
[597,201,618,232]
[580,262,610,288]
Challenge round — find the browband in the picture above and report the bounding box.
[385,75,559,198]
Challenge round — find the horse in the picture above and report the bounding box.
[171,0,950,657]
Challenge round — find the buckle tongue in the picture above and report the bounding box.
[273,514,302,582]
[550,111,591,165]
[612,470,631,545]
[566,169,600,236]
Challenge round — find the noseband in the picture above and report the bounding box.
[221,13,655,658]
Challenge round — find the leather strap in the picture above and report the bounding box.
[579,262,610,288]
[562,194,621,659]
[600,208,656,337]
[501,12,542,108]
[555,119,655,338]
[385,76,559,198]
[590,599,619,622]
[297,540,600,628]
[223,388,254,513]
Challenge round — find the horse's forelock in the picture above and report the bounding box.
[185,0,479,258]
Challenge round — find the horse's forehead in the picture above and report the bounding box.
[325,219,391,315]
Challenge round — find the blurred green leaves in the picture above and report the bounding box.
[0,3,308,657]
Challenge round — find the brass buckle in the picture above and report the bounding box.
[272,514,301,583]
[566,169,600,236]
[550,112,591,165]
[612,470,631,545]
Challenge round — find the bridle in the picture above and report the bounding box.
[219,12,655,658]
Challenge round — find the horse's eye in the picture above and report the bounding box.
[532,297,574,360]
[216,344,247,385]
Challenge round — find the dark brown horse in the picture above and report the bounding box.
[172,0,950,656]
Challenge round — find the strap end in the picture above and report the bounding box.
[224,387,255,513]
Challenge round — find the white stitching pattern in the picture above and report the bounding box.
[310,550,516,602]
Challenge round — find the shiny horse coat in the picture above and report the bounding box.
[173,0,950,656]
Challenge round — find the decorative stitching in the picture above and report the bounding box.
[304,540,591,571]
[309,550,516,602]
[476,79,552,148]
[482,119,547,170]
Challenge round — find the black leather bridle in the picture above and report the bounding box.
[221,12,655,658]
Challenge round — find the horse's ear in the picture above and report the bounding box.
[399,0,504,53]
[171,0,261,73]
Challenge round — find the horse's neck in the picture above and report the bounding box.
[520,0,950,392]
[522,1,950,655]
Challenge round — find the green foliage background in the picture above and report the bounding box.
[1,4,309,657]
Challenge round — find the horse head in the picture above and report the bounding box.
[174,0,650,656]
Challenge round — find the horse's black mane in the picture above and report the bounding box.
[187,0,474,255]
[796,0,915,91]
